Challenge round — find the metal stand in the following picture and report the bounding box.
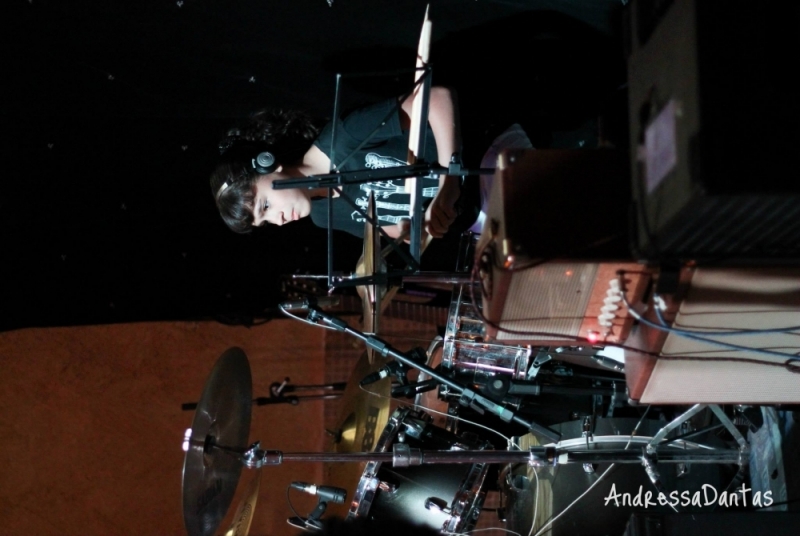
[231,440,742,469]
[181,378,344,410]
[305,306,562,443]
[271,67,493,289]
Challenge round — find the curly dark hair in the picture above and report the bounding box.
[210,108,321,233]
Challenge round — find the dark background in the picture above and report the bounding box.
[1,0,626,331]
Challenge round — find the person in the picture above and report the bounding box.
[210,87,478,244]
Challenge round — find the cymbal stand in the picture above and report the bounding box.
[180,378,344,410]
[304,305,563,443]
[228,439,743,470]
[640,403,750,495]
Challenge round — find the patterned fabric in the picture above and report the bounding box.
[310,98,439,237]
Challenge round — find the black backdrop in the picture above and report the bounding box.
[1,0,624,331]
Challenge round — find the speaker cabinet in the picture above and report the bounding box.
[476,149,651,348]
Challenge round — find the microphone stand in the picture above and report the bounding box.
[305,306,562,443]
[181,378,344,410]
[271,67,493,288]
[287,500,326,532]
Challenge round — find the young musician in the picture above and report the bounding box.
[210,87,478,241]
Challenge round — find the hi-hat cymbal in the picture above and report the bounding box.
[355,192,384,363]
[182,347,253,536]
[323,350,392,518]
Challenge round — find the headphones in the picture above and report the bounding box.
[219,135,279,175]
[215,136,279,200]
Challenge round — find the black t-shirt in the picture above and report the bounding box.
[310,98,440,238]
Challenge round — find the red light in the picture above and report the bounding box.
[565,270,573,277]
[587,331,600,344]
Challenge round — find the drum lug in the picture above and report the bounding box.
[582,416,594,445]
[676,462,690,478]
[377,481,397,494]
[400,416,428,440]
[583,463,596,474]
[425,496,451,515]
[529,349,552,376]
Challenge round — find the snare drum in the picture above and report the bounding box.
[442,282,532,386]
[348,407,489,533]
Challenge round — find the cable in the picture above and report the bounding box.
[616,276,800,369]
[652,298,800,336]
[444,528,522,536]
[531,406,652,536]
[285,484,305,525]
[527,466,540,536]
[465,239,663,359]
[358,384,516,447]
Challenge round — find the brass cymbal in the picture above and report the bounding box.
[222,469,261,536]
[182,347,253,536]
[355,192,384,363]
[323,350,392,518]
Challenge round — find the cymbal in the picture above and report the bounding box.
[182,347,253,536]
[323,350,392,518]
[355,192,383,363]
[222,469,261,536]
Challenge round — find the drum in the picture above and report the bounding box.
[442,281,532,387]
[348,407,490,533]
[500,417,732,536]
[414,336,459,431]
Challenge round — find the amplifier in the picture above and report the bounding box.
[627,0,800,261]
[476,149,652,348]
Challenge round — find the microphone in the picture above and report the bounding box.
[279,296,340,312]
[360,361,402,386]
[290,482,346,504]
[590,353,625,373]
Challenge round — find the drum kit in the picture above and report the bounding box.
[181,10,754,533]
[181,229,755,536]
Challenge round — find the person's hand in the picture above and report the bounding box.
[382,219,410,240]
[425,176,460,238]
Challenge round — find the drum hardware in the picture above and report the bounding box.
[506,381,620,399]
[607,381,620,418]
[425,497,451,514]
[303,303,563,443]
[528,350,552,380]
[222,469,261,536]
[582,416,596,474]
[500,415,747,536]
[182,348,253,536]
[286,481,347,533]
[359,347,427,388]
[287,515,323,532]
[392,377,440,399]
[646,404,749,456]
[182,352,746,536]
[181,377,344,410]
[323,349,392,520]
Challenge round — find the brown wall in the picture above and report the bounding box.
[0,320,327,536]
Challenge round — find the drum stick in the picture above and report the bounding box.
[406,4,431,258]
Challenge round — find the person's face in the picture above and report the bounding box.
[252,169,310,227]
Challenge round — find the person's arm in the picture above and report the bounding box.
[401,86,461,238]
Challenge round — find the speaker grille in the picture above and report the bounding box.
[496,263,598,341]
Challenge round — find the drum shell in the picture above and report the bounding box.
[349,408,489,534]
[443,282,532,385]
[501,417,732,536]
